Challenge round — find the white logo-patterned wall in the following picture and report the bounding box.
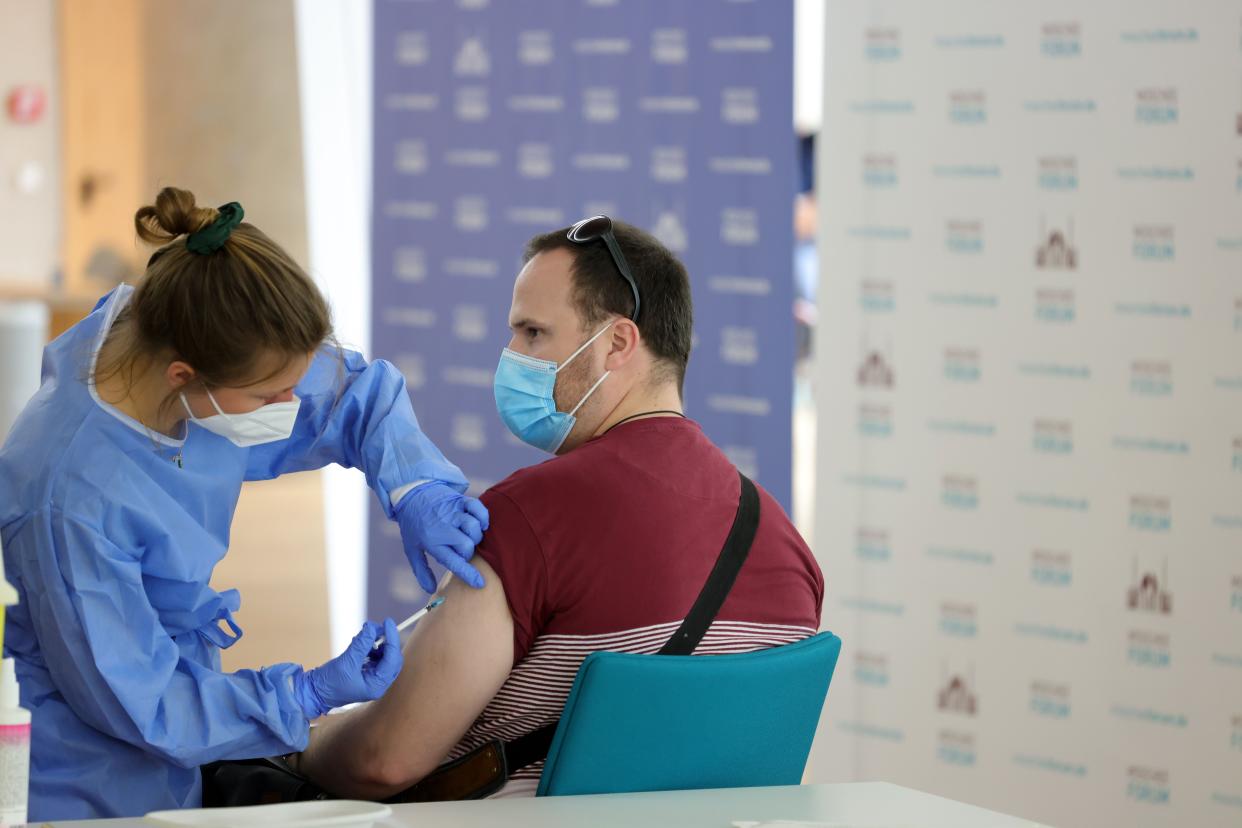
[810,3,1242,826]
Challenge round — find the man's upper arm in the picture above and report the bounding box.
[301,483,553,798]
[337,559,514,792]
[473,488,550,662]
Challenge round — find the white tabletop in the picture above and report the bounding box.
[49,782,1046,827]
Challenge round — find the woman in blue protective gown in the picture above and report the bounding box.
[0,188,490,820]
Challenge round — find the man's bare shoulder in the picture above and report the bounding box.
[435,557,514,641]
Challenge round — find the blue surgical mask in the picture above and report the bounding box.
[494,323,613,453]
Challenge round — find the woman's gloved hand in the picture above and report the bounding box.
[395,482,489,592]
[293,618,403,720]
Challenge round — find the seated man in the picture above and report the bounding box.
[297,219,824,798]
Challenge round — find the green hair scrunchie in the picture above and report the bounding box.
[185,202,244,254]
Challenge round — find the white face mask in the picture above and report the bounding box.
[180,388,301,448]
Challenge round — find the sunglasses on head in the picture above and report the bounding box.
[567,215,640,322]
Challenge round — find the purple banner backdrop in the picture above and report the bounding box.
[368,0,794,620]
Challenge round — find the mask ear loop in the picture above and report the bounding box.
[556,319,617,418]
[555,322,615,374]
[568,370,611,417]
[203,387,230,418]
[179,386,231,422]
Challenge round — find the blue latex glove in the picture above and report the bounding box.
[293,618,403,720]
[395,482,490,592]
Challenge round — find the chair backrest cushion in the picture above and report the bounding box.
[537,631,842,797]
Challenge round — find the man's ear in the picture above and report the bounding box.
[603,317,641,372]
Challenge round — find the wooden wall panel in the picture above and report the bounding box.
[58,0,146,299]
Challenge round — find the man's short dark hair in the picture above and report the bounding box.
[523,220,693,393]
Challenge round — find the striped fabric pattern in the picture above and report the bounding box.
[446,619,818,791]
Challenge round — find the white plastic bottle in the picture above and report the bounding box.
[0,659,29,827]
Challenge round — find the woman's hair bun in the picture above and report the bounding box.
[134,187,218,245]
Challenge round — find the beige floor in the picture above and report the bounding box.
[212,470,332,673]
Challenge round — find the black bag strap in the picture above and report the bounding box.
[504,471,761,773]
[658,472,760,655]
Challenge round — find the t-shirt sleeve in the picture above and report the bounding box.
[473,488,550,664]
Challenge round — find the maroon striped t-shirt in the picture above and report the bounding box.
[446,417,824,795]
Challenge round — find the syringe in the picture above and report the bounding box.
[374,596,445,648]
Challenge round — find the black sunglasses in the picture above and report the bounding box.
[567,215,640,322]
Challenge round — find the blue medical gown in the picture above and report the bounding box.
[0,287,468,819]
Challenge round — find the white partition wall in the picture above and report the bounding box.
[294,0,373,654]
[808,4,1242,827]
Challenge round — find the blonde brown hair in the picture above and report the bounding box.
[95,187,334,412]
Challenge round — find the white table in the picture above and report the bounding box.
[49,782,1047,827]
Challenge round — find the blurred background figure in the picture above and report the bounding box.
[794,133,819,367]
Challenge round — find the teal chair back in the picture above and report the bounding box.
[536,631,842,797]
